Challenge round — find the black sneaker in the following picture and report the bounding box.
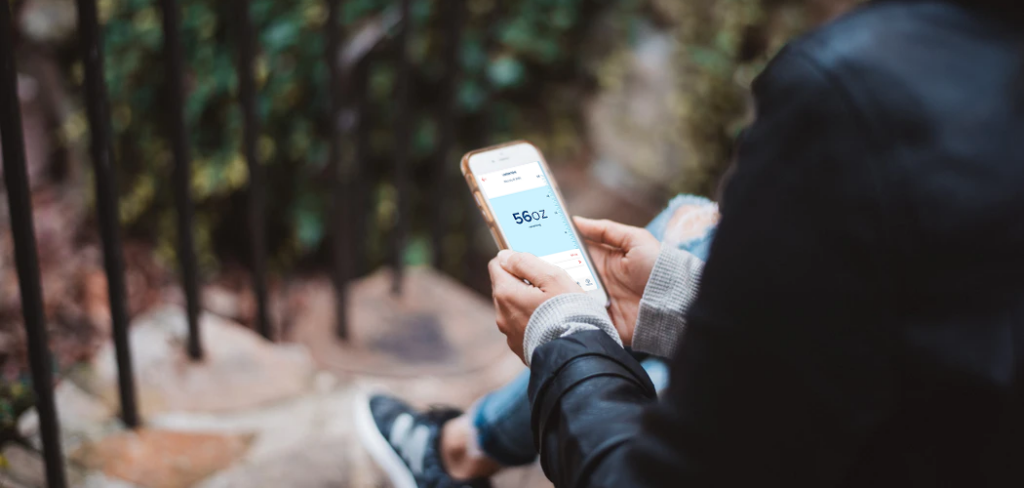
[356,393,493,488]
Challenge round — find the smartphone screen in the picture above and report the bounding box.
[474,159,602,292]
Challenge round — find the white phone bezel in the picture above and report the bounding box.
[462,141,609,304]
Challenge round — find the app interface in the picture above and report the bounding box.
[477,162,599,291]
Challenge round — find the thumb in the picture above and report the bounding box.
[489,255,533,296]
[574,217,645,250]
[498,250,571,290]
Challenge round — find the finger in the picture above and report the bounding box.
[574,217,646,250]
[498,250,571,290]
[583,240,611,272]
[489,257,532,297]
[488,257,503,288]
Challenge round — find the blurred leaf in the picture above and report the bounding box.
[687,46,732,75]
[498,18,533,51]
[411,0,432,24]
[459,36,488,74]
[263,19,300,50]
[376,182,396,230]
[403,235,431,266]
[369,64,395,99]
[342,0,384,24]
[487,56,525,89]
[551,6,575,30]
[294,198,325,251]
[457,78,487,113]
[412,117,438,157]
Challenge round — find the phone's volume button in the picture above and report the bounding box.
[472,190,495,223]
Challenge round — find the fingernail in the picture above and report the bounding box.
[497,249,513,265]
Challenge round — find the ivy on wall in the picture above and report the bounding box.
[78,0,644,273]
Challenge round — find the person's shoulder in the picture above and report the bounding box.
[749,4,927,99]
[784,1,1018,82]
[793,2,941,67]
[756,1,1022,139]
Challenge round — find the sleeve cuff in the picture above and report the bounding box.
[523,293,622,366]
[632,247,704,358]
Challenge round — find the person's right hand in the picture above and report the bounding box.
[574,217,661,346]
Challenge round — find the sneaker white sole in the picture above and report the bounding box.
[354,391,419,488]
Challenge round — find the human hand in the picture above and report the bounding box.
[489,250,583,362]
[574,217,661,346]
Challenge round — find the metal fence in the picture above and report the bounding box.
[0,0,469,485]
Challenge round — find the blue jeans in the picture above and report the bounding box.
[472,195,717,466]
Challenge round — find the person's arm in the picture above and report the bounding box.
[630,247,704,358]
[528,44,899,487]
[521,246,703,362]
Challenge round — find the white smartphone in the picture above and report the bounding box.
[462,141,609,304]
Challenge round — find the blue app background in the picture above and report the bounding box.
[489,184,581,257]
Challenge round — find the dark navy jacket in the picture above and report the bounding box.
[529,1,1024,486]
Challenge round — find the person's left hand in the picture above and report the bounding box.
[574,217,661,346]
[489,250,583,362]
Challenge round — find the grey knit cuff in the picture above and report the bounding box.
[632,247,704,359]
[523,293,621,366]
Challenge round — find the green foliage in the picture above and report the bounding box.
[663,0,767,196]
[90,0,644,272]
[0,376,36,441]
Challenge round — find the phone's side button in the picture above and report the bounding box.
[472,191,493,222]
[487,226,503,248]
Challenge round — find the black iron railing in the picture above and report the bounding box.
[390,0,413,295]
[0,0,469,485]
[158,0,204,360]
[325,0,359,340]
[75,0,140,429]
[0,3,69,485]
[232,0,273,341]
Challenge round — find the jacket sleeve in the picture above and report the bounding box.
[528,45,900,487]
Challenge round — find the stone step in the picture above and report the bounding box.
[73,305,317,416]
[285,268,526,409]
[8,268,553,487]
